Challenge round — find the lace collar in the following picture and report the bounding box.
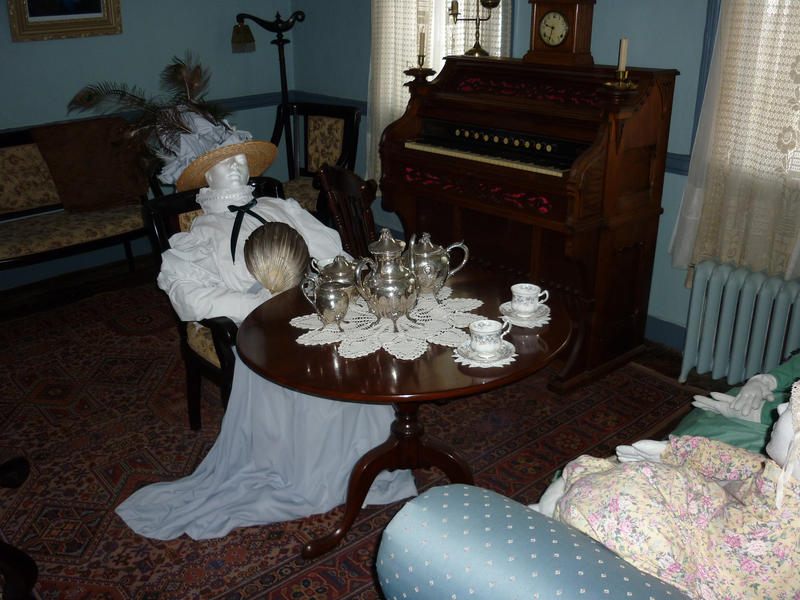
[196,184,255,214]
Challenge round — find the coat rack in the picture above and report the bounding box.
[232,10,305,178]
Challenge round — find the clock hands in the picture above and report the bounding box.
[541,22,555,43]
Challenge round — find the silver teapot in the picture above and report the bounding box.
[310,254,358,297]
[405,232,469,295]
[354,228,418,330]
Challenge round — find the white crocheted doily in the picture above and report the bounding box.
[290,286,485,360]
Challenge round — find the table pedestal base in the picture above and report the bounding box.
[302,402,474,559]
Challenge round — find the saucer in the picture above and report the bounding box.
[499,302,551,327]
[456,340,516,364]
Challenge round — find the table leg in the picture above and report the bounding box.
[301,402,474,559]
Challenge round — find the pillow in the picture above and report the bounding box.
[670,406,773,453]
[0,143,61,218]
[31,117,150,212]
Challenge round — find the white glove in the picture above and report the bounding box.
[528,477,566,518]
[731,373,777,412]
[692,392,762,422]
[615,439,668,463]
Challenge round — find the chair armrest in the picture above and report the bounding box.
[199,316,239,372]
[377,484,690,600]
[200,316,238,346]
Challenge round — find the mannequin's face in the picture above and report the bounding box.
[766,402,796,472]
[205,154,249,190]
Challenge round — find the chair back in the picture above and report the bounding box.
[271,103,361,181]
[318,165,378,259]
[144,188,201,257]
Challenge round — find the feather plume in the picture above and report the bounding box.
[66,52,230,176]
[160,52,211,103]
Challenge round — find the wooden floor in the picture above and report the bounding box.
[1,257,730,395]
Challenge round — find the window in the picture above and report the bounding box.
[670,0,800,280]
[367,0,511,181]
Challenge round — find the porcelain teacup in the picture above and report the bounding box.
[510,283,549,317]
[468,318,511,358]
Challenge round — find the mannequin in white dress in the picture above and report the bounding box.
[115,141,417,540]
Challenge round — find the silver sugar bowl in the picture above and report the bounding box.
[310,254,358,297]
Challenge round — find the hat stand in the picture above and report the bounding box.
[232,10,305,180]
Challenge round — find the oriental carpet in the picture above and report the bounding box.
[0,280,706,599]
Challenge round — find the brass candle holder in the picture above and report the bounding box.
[603,70,638,91]
[449,0,500,57]
[405,54,436,85]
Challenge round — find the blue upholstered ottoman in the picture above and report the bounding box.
[377,484,689,600]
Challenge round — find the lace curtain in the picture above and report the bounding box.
[669,0,800,281]
[366,0,511,181]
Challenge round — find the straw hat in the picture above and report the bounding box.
[175,140,278,192]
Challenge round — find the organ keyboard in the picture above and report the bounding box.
[403,141,568,177]
[380,56,678,389]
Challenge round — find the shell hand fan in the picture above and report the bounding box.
[244,222,310,294]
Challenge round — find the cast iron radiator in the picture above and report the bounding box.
[679,260,800,384]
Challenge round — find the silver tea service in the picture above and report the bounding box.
[301,277,351,331]
[310,254,358,298]
[404,232,469,296]
[354,228,418,331]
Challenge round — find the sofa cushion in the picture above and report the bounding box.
[31,117,149,212]
[0,204,144,261]
[377,484,689,600]
[283,177,317,212]
[0,143,61,218]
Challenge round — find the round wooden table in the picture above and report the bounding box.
[237,266,571,558]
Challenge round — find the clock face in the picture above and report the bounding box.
[538,10,569,47]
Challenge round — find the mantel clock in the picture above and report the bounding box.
[523,0,595,66]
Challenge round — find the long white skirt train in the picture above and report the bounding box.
[115,353,417,540]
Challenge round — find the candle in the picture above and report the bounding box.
[617,38,628,73]
[419,28,426,56]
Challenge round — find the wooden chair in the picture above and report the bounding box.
[144,177,285,430]
[0,457,37,600]
[318,165,378,258]
[271,102,361,221]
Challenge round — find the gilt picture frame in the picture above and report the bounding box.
[7,0,121,42]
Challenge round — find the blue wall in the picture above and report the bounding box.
[1,0,702,349]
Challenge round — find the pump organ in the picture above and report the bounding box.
[379,56,678,388]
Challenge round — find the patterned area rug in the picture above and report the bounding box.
[0,282,702,599]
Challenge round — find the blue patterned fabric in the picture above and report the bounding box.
[377,484,690,600]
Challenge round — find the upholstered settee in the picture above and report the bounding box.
[0,117,152,274]
[377,355,800,599]
[377,483,690,599]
